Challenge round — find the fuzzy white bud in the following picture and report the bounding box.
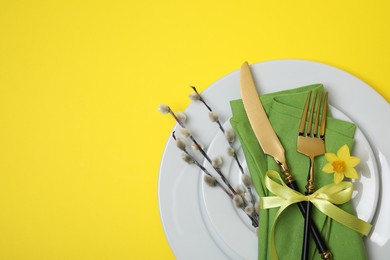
[176,112,187,124]
[204,175,217,187]
[242,174,252,187]
[244,192,252,202]
[181,153,194,164]
[211,156,223,168]
[227,147,235,157]
[175,138,186,151]
[236,185,245,195]
[245,205,255,215]
[255,202,260,214]
[158,104,170,114]
[189,92,201,101]
[208,112,219,122]
[233,195,244,208]
[180,128,192,138]
[225,129,235,143]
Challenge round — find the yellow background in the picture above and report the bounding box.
[0,0,389,259]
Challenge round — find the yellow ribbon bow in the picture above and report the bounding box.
[260,170,372,260]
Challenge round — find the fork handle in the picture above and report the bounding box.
[287,181,332,259]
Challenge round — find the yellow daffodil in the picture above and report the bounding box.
[322,144,360,184]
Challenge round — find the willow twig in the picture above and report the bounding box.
[189,86,258,218]
[172,131,258,228]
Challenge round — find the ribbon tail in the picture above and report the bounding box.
[269,202,290,260]
[312,199,372,236]
[266,196,307,260]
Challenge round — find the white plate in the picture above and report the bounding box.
[158,60,390,259]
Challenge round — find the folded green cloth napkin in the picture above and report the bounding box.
[230,84,367,260]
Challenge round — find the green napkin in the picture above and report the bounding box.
[230,84,367,260]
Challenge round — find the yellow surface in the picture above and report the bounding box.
[0,0,389,259]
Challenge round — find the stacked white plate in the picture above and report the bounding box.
[158,60,390,259]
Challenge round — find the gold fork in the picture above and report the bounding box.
[297,90,329,260]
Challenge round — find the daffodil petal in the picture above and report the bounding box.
[337,144,350,160]
[325,153,338,162]
[322,163,334,173]
[345,156,360,168]
[345,167,359,179]
[334,172,344,184]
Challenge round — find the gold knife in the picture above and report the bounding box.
[240,62,331,259]
[240,61,292,182]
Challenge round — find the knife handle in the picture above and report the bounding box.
[287,181,332,259]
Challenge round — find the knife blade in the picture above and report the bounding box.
[240,61,292,182]
[240,61,332,259]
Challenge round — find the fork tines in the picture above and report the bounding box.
[298,90,328,140]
